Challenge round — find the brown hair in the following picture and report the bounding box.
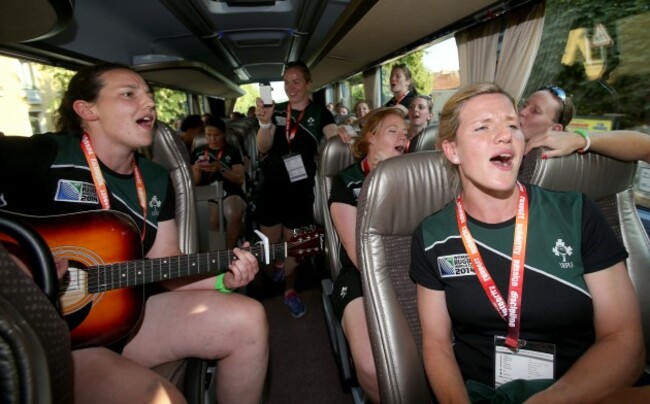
[284,61,312,83]
[352,107,406,159]
[55,63,136,134]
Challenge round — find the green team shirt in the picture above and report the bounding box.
[410,184,627,386]
[0,133,175,254]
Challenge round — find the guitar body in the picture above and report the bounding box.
[1,209,325,349]
[1,210,144,348]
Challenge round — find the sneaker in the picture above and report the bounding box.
[283,291,307,318]
[271,264,285,282]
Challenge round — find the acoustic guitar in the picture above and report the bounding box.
[0,209,323,348]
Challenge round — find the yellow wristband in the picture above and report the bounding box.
[214,273,232,293]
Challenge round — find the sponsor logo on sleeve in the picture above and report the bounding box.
[437,254,475,278]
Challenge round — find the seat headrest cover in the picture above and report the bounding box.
[359,151,455,236]
[524,148,637,200]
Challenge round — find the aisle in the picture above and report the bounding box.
[250,261,353,403]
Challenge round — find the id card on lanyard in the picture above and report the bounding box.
[283,103,308,183]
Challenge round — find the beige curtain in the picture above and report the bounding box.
[456,22,499,86]
[456,1,546,101]
[495,2,546,100]
[363,67,380,110]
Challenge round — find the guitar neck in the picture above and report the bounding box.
[86,243,289,293]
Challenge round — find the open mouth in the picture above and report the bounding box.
[136,116,155,128]
[490,153,514,167]
[395,145,405,153]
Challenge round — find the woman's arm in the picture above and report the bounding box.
[525,130,650,163]
[323,123,338,140]
[221,163,245,186]
[151,219,259,291]
[255,97,275,154]
[526,262,644,403]
[330,202,358,268]
[417,285,470,404]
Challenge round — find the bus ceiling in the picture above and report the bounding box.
[0,0,533,99]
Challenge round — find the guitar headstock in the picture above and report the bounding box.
[287,227,324,258]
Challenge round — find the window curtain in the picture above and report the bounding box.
[456,1,546,101]
[362,67,380,110]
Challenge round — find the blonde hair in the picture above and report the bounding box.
[352,107,406,159]
[438,83,516,192]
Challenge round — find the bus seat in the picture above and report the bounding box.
[357,151,451,403]
[149,122,216,402]
[317,136,362,398]
[0,214,72,403]
[151,121,199,254]
[356,149,649,403]
[408,125,438,153]
[520,148,650,372]
[319,136,358,279]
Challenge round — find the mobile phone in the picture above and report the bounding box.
[259,82,273,107]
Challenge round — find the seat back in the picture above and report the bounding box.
[318,136,357,278]
[0,218,72,403]
[151,121,198,254]
[356,148,649,404]
[520,148,650,370]
[357,151,453,403]
[408,125,438,153]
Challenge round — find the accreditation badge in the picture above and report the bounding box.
[283,154,308,183]
[494,336,555,388]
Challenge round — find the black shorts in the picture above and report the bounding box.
[253,179,315,229]
[330,266,364,321]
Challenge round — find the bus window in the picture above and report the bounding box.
[522,0,650,208]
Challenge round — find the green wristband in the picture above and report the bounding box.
[214,273,233,293]
[573,129,591,153]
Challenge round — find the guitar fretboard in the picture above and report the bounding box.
[86,243,292,293]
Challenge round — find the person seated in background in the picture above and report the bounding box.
[191,116,247,250]
[180,114,204,154]
[247,105,256,118]
[354,99,371,121]
[411,82,644,403]
[384,64,418,113]
[329,107,409,403]
[520,85,650,163]
[335,100,373,143]
[0,63,268,404]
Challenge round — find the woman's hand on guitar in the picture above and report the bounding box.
[224,242,259,290]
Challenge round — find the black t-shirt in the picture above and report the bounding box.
[410,185,628,386]
[0,133,176,254]
[190,144,245,199]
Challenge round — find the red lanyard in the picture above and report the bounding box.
[393,91,410,106]
[455,182,529,350]
[80,133,148,242]
[204,147,223,162]
[285,103,307,148]
[361,158,370,175]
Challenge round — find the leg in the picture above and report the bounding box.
[122,291,269,404]
[208,201,221,232]
[72,347,187,404]
[282,225,300,291]
[223,195,246,250]
[342,298,380,403]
